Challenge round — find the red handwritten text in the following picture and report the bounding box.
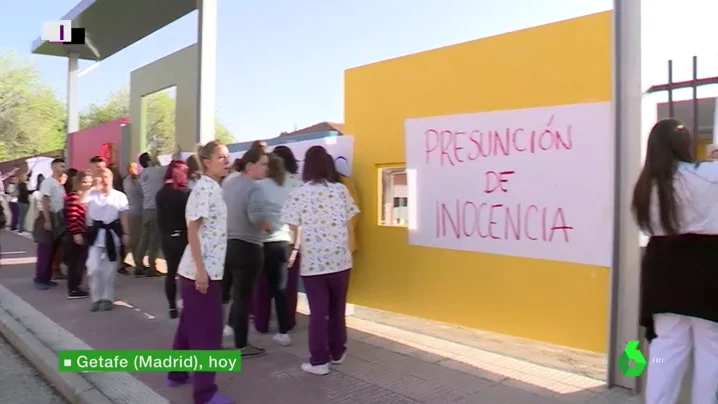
[435,200,573,242]
[484,170,515,194]
[424,115,572,166]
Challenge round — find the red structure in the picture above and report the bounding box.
[67,117,127,169]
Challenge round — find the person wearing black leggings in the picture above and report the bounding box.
[64,171,93,299]
[156,160,191,319]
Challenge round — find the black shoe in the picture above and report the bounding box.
[34,282,50,290]
[46,280,59,287]
[145,269,163,277]
[134,268,147,277]
[169,308,178,319]
[68,289,89,299]
[117,267,130,275]
[239,344,266,358]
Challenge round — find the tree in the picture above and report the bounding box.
[80,87,236,155]
[0,50,65,161]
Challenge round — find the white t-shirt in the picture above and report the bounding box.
[177,175,227,281]
[85,189,129,248]
[40,177,66,213]
[646,161,718,235]
[281,182,359,276]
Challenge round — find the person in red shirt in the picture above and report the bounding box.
[64,170,93,299]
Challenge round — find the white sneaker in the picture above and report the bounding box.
[273,333,291,346]
[300,363,329,375]
[223,325,233,337]
[331,351,347,365]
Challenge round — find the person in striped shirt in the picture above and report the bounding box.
[64,170,93,299]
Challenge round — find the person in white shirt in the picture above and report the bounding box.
[33,159,66,290]
[84,168,130,312]
[281,145,359,376]
[634,119,718,404]
[167,140,233,404]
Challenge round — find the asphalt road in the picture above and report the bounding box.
[0,336,67,404]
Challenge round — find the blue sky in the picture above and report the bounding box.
[2,0,716,143]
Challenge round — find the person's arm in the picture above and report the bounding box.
[282,189,303,245]
[339,184,360,244]
[120,211,130,236]
[247,186,271,231]
[0,168,18,181]
[288,225,300,247]
[39,181,51,223]
[117,193,130,240]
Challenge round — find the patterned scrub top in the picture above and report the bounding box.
[177,175,227,281]
[281,181,359,277]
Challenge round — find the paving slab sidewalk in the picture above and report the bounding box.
[0,231,639,404]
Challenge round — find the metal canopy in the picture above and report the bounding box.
[31,0,196,61]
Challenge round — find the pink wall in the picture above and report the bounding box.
[68,117,128,170]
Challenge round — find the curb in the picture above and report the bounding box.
[0,306,114,404]
[0,284,169,404]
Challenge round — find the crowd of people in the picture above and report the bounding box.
[3,118,717,403]
[12,139,360,404]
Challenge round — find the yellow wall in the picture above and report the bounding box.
[344,12,612,352]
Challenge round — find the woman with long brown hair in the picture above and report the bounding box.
[633,118,718,403]
[281,145,359,375]
[64,170,93,299]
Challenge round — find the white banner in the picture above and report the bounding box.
[404,102,613,267]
